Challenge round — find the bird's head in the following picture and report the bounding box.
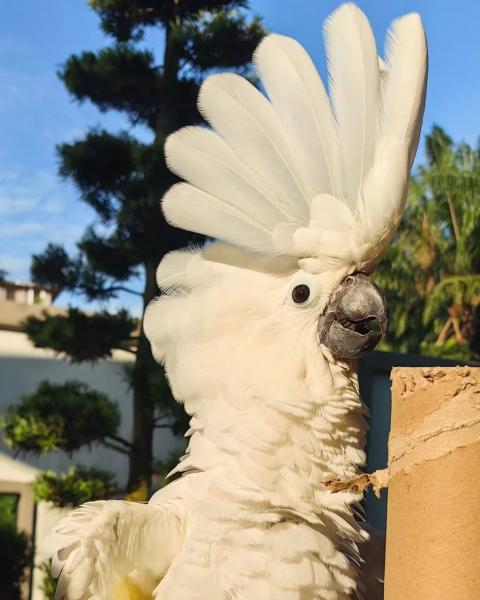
[145,242,387,405]
[144,3,426,405]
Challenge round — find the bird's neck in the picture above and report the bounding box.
[176,356,367,514]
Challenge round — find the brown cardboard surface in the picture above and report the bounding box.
[385,367,480,600]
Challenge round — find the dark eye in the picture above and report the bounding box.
[292,284,310,304]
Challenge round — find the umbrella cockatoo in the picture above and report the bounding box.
[45,4,427,599]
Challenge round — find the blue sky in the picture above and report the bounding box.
[1,0,479,316]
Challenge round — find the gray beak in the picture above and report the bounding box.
[318,273,388,360]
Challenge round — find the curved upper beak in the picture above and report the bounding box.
[318,273,388,360]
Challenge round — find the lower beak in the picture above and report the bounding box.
[318,273,388,360]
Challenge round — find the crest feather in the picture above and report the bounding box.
[162,3,427,272]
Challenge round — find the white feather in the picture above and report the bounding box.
[361,138,409,244]
[44,500,180,600]
[324,3,380,209]
[163,182,274,254]
[160,4,426,271]
[198,73,310,221]
[357,14,427,256]
[155,249,195,291]
[380,13,428,166]
[165,126,285,227]
[253,34,343,200]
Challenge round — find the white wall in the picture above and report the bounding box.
[0,330,184,490]
[31,502,70,600]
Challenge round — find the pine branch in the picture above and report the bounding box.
[25,309,137,362]
[102,285,142,297]
[107,434,134,449]
[103,440,130,455]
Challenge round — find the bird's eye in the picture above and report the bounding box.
[292,284,311,304]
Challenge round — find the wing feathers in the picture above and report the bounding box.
[44,500,180,599]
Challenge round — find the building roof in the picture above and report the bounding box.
[0,300,65,332]
[0,279,48,290]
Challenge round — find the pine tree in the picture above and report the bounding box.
[7,1,265,495]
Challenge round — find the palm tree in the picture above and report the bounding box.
[376,125,480,360]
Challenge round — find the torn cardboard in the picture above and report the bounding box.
[384,367,480,600]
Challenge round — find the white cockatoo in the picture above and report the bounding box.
[45,4,427,599]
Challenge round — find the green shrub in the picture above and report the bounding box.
[32,466,116,507]
[0,380,120,454]
[0,495,31,600]
[39,561,56,600]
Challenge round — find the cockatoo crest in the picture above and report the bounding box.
[162,3,427,275]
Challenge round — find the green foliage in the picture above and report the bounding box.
[24,309,136,360]
[423,275,480,325]
[58,129,144,222]
[88,0,248,42]
[79,226,140,281]
[39,561,56,600]
[0,494,18,528]
[32,466,115,600]
[420,339,473,361]
[58,130,147,220]
[61,47,159,126]
[377,125,480,361]
[32,466,116,507]
[31,244,80,299]
[0,413,64,453]
[179,8,264,71]
[33,240,142,301]
[1,381,120,453]
[0,495,31,600]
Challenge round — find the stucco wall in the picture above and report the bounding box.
[0,330,184,490]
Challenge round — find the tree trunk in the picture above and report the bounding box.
[436,316,452,345]
[125,21,179,495]
[126,260,158,495]
[125,19,184,495]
